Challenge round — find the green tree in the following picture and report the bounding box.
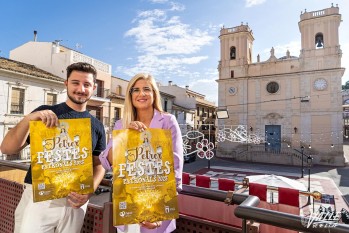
[342,81,349,90]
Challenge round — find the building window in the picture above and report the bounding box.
[197,107,200,116]
[11,87,25,114]
[266,82,279,94]
[115,85,122,95]
[95,80,104,98]
[87,106,101,121]
[113,107,120,125]
[230,46,236,60]
[164,99,168,112]
[46,93,57,106]
[231,70,234,78]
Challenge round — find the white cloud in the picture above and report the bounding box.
[118,1,215,90]
[245,0,266,7]
[260,40,301,61]
[148,0,168,3]
[187,69,219,103]
[126,15,213,56]
[169,1,185,11]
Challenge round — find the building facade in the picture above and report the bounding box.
[0,57,66,159]
[9,39,112,131]
[159,81,216,154]
[217,5,345,166]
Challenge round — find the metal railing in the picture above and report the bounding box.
[181,185,349,233]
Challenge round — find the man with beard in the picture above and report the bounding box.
[1,62,106,233]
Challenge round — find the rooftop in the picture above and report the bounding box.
[0,57,64,82]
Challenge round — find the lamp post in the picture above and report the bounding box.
[215,109,229,170]
[300,146,304,178]
[307,155,313,205]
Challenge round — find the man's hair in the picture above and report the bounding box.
[66,62,97,82]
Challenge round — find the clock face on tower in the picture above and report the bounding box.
[314,78,328,91]
[228,86,237,95]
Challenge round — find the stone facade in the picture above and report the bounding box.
[217,6,345,166]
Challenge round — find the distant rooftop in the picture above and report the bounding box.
[0,57,64,82]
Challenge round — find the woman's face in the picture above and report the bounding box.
[130,79,154,111]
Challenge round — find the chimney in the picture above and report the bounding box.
[34,30,37,42]
[168,81,172,86]
[185,85,189,89]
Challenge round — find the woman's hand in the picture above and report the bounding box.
[128,121,147,132]
[67,192,91,209]
[140,221,162,229]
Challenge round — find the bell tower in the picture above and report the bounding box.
[218,23,254,79]
[298,4,342,65]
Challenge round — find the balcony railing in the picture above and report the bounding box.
[93,87,110,99]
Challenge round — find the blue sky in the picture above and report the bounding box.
[1,0,348,104]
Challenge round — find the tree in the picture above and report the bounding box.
[342,80,349,90]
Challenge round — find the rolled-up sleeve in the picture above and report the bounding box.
[99,120,122,171]
[168,114,184,191]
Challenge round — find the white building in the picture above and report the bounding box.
[9,36,112,130]
[0,57,66,159]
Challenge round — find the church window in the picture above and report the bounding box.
[315,33,324,49]
[230,47,236,60]
[266,82,279,94]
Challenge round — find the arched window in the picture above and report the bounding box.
[315,33,324,49]
[230,46,236,60]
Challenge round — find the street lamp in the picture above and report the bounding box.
[300,146,305,178]
[212,109,229,170]
[307,155,313,205]
[216,109,229,119]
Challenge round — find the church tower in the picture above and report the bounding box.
[218,23,254,79]
[298,4,342,68]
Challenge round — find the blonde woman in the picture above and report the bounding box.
[100,73,183,233]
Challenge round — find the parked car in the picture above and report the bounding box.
[184,153,196,163]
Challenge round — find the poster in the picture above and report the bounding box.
[29,118,93,202]
[112,129,179,225]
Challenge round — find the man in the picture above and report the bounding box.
[1,62,106,233]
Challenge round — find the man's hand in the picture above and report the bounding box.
[29,110,59,127]
[67,192,91,209]
[0,110,59,154]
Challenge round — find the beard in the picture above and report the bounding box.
[67,91,91,105]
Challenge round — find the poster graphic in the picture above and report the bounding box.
[112,129,179,225]
[30,118,93,202]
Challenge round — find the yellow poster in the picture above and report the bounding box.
[112,129,179,226]
[29,118,93,202]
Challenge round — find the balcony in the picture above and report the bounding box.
[89,87,110,106]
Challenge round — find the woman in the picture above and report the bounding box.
[99,73,183,233]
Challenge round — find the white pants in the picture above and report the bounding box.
[117,224,141,233]
[14,184,88,233]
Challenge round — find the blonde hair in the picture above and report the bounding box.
[122,73,163,128]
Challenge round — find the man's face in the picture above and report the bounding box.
[65,71,96,105]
